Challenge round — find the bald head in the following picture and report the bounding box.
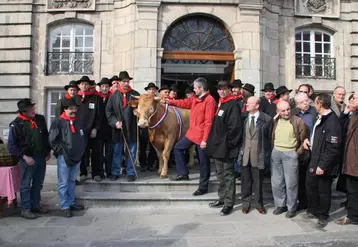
[246,96,260,113]
[277,100,291,120]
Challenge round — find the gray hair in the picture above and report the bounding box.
[193,77,209,91]
[295,92,308,104]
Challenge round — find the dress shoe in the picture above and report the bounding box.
[170,175,189,181]
[79,175,87,183]
[256,207,267,215]
[21,211,37,220]
[31,206,49,214]
[316,219,328,228]
[273,207,288,215]
[340,200,347,208]
[75,180,81,185]
[242,207,250,214]
[110,175,119,181]
[209,200,224,208]
[220,206,233,216]
[127,175,137,182]
[335,217,358,225]
[285,211,296,218]
[192,189,207,196]
[301,212,318,220]
[94,176,102,182]
[63,209,73,218]
[70,204,84,211]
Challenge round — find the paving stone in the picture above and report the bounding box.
[90,239,188,247]
[13,227,67,242]
[44,216,94,227]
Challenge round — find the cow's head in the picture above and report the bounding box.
[129,94,161,128]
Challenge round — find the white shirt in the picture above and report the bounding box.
[248,111,260,127]
[310,109,332,149]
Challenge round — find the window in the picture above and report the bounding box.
[295,30,335,79]
[47,89,65,127]
[47,23,94,75]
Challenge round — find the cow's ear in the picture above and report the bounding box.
[128,100,139,108]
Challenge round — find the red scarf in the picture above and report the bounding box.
[267,94,276,104]
[96,91,112,103]
[117,85,132,108]
[232,92,243,100]
[273,98,280,105]
[242,105,246,113]
[78,90,93,102]
[64,93,71,99]
[215,95,236,115]
[17,113,37,129]
[60,113,77,133]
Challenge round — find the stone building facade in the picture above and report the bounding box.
[0,0,354,137]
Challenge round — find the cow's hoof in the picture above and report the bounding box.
[160,174,168,179]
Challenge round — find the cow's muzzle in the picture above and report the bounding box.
[138,119,149,128]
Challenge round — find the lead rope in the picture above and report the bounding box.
[121,128,139,179]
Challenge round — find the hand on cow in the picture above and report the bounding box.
[200,141,207,149]
[133,109,139,116]
[316,167,324,175]
[116,121,123,129]
[23,155,35,166]
[303,139,310,150]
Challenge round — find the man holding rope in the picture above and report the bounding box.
[106,71,140,182]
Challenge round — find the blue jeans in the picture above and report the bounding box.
[57,155,80,210]
[112,135,137,176]
[234,159,241,172]
[19,156,46,211]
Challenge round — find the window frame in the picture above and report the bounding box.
[295,29,335,79]
[46,89,65,127]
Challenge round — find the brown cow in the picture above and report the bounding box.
[129,94,194,178]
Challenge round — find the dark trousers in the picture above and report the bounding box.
[241,162,264,208]
[346,175,358,222]
[174,136,211,192]
[215,159,236,207]
[19,156,46,211]
[306,174,333,220]
[80,137,96,177]
[139,128,157,168]
[92,138,114,178]
[298,162,308,207]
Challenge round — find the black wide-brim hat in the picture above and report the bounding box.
[170,85,180,93]
[275,86,292,96]
[230,79,243,88]
[110,75,120,84]
[159,84,170,92]
[64,80,79,91]
[145,82,159,91]
[97,77,111,86]
[185,86,194,94]
[118,71,133,80]
[242,83,255,95]
[216,81,231,89]
[62,97,79,108]
[17,98,36,112]
[261,82,275,92]
[77,75,95,85]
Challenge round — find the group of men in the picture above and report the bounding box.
[6,73,358,229]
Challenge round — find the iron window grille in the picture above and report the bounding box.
[295,55,336,80]
[46,52,94,75]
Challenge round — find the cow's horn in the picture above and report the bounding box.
[131,95,140,99]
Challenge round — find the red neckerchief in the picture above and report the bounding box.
[64,93,71,99]
[241,104,246,113]
[96,91,112,103]
[78,90,93,102]
[273,98,280,105]
[266,94,276,104]
[117,85,132,108]
[215,95,236,115]
[17,113,37,129]
[60,113,77,133]
[232,92,243,100]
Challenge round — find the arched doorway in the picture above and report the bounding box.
[161,15,235,100]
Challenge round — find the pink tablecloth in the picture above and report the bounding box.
[0,164,21,205]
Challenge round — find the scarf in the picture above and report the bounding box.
[273,98,280,105]
[215,95,236,115]
[232,92,243,100]
[60,113,77,133]
[64,93,72,99]
[17,113,37,129]
[77,90,93,102]
[117,85,132,108]
[96,91,112,103]
[267,94,276,104]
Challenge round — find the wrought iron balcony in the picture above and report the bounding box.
[295,55,336,80]
[46,52,94,75]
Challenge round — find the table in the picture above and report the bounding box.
[0,164,21,217]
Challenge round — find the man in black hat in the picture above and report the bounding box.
[55,81,79,117]
[8,99,51,219]
[106,71,140,182]
[49,97,86,218]
[169,84,180,99]
[275,86,292,104]
[159,84,170,100]
[185,86,195,99]
[260,82,277,118]
[241,83,255,114]
[75,75,101,183]
[110,75,120,93]
[92,77,114,181]
[139,82,158,172]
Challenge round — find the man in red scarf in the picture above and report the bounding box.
[259,82,277,118]
[106,71,140,182]
[109,75,120,93]
[8,99,51,219]
[49,98,86,218]
[205,81,243,216]
[55,81,79,117]
[159,84,170,100]
[74,76,101,183]
[92,78,114,182]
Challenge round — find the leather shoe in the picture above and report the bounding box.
[285,211,296,218]
[127,175,137,182]
[70,204,84,211]
[192,189,207,196]
[242,207,250,214]
[256,207,266,215]
[209,200,224,208]
[170,175,189,181]
[273,207,287,215]
[63,209,72,218]
[220,206,233,216]
[31,206,49,214]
